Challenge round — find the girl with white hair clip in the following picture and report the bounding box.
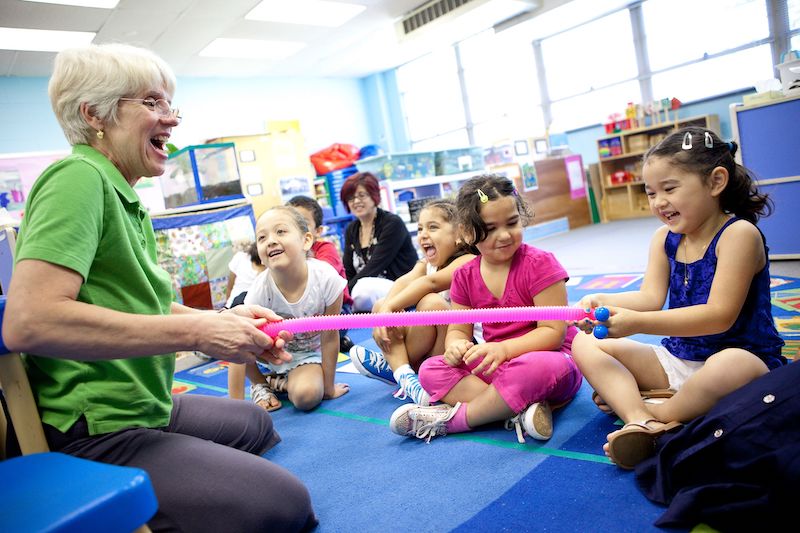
[2,43,317,532]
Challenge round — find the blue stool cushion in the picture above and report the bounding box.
[0,452,158,532]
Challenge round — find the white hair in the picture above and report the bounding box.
[48,43,177,145]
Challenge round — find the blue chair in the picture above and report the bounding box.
[0,227,158,532]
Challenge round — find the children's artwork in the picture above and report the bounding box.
[771,288,800,313]
[279,176,312,202]
[520,158,538,191]
[152,202,255,309]
[578,274,643,290]
[564,154,585,199]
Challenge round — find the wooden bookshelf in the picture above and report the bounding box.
[596,114,719,221]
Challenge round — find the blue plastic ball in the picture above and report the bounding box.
[593,324,608,339]
[594,306,610,322]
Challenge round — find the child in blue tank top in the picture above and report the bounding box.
[572,127,785,470]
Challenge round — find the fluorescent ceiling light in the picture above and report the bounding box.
[246,0,366,28]
[22,0,120,7]
[0,27,95,52]
[199,38,307,60]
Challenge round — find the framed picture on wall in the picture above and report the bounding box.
[514,140,529,156]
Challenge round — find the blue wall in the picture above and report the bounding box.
[0,75,376,155]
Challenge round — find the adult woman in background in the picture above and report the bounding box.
[341,172,417,311]
[2,43,316,532]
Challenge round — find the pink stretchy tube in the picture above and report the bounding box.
[260,306,605,338]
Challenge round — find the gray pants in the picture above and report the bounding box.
[43,394,317,532]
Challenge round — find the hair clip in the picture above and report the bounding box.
[704,131,713,148]
[681,132,692,150]
[477,189,489,203]
[511,188,519,197]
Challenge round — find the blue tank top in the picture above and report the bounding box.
[661,217,785,369]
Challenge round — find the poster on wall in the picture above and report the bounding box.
[564,154,586,199]
[278,175,312,203]
[520,158,538,192]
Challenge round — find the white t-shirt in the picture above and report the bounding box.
[245,258,347,368]
[425,262,451,303]
[226,251,261,307]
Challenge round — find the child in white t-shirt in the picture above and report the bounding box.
[228,206,350,411]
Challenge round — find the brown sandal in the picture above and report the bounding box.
[606,419,682,469]
[591,389,675,416]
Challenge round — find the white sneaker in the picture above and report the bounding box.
[505,402,553,443]
[389,402,461,442]
[393,372,431,406]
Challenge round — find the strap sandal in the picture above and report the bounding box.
[250,383,282,412]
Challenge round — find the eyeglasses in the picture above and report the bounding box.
[119,97,182,121]
[347,192,371,204]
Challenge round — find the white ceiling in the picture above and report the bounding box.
[0,0,562,78]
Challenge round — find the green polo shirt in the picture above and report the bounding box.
[16,144,175,435]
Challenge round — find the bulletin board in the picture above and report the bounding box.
[151,202,255,309]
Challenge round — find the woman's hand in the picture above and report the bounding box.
[443,339,473,367]
[464,342,508,377]
[199,306,293,365]
[324,382,351,400]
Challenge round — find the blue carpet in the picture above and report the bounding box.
[173,274,800,532]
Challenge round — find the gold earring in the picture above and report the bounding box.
[96,130,104,140]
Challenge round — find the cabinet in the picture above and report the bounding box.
[382,171,482,232]
[730,94,800,258]
[596,114,719,221]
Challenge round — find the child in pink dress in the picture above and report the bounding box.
[389,175,583,442]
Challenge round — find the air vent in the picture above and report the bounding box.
[400,0,478,35]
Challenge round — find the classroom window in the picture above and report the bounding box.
[651,45,774,102]
[790,0,799,30]
[643,0,769,72]
[396,48,465,149]
[459,30,544,143]
[541,10,637,101]
[549,80,640,133]
[410,129,470,151]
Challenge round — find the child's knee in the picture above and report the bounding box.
[416,293,448,312]
[289,384,324,411]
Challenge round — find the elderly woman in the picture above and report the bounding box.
[2,44,316,532]
[341,172,417,312]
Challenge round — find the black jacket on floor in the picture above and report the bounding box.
[635,361,799,532]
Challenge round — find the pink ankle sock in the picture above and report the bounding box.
[445,403,471,434]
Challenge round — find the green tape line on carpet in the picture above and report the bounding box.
[315,407,611,464]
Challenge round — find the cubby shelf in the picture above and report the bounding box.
[597,114,719,221]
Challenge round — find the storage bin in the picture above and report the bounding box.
[777,51,800,96]
[626,134,649,153]
[323,165,358,217]
[434,146,484,175]
[161,143,243,209]
[355,152,435,181]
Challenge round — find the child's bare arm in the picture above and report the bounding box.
[383,254,475,312]
[377,261,427,311]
